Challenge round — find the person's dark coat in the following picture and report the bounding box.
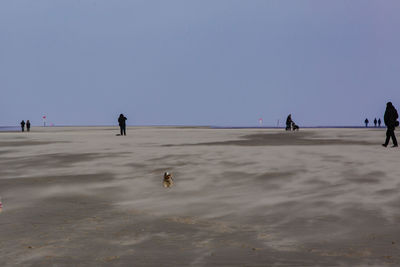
[118,115,127,126]
[20,120,25,132]
[286,115,292,126]
[384,102,398,128]
[118,114,127,136]
[286,114,292,130]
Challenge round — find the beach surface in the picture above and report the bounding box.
[0,126,399,266]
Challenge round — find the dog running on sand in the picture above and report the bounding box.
[163,172,174,188]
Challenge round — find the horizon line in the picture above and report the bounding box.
[0,124,385,129]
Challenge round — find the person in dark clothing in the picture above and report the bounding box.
[286,114,292,131]
[364,118,369,127]
[382,102,398,147]
[118,114,127,136]
[378,118,382,127]
[20,120,25,132]
[374,118,377,127]
[26,120,31,132]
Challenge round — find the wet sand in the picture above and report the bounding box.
[0,126,399,266]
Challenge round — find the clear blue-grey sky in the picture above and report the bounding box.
[1,0,399,127]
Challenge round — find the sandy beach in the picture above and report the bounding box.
[0,126,399,266]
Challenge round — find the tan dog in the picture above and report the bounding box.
[163,172,174,188]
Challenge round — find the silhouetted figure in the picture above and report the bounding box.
[286,114,292,131]
[20,120,25,132]
[378,118,382,127]
[382,102,398,147]
[118,114,127,136]
[26,120,31,132]
[374,118,377,127]
[364,118,369,127]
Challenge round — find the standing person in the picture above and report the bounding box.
[382,102,398,147]
[286,114,292,131]
[378,118,382,127]
[20,120,25,132]
[118,114,127,136]
[26,120,31,132]
[374,118,377,127]
[364,118,369,127]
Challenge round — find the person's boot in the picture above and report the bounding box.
[382,144,388,147]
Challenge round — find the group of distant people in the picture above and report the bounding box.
[285,114,299,131]
[20,120,31,132]
[363,102,399,147]
[117,103,399,148]
[364,118,382,128]
[17,103,399,148]
[284,102,398,148]
[18,115,128,135]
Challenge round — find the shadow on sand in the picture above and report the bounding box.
[164,132,375,147]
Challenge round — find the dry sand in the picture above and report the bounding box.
[0,126,399,266]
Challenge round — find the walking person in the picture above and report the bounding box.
[26,120,31,132]
[118,114,127,136]
[382,102,398,148]
[374,118,377,127]
[20,120,25,132]
[378,118,382,127]
[364,118,369,127]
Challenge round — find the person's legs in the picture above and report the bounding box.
[123,126,126,136]
[391,130,398,146]
[383,128,391,146]
[120,126,123,135]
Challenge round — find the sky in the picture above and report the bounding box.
[1,0,400,127]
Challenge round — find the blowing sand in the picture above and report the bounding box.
[0,126,399,266]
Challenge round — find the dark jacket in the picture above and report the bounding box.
[286,115,292,126]
[118,116,127,126]
[384,103,398,128]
